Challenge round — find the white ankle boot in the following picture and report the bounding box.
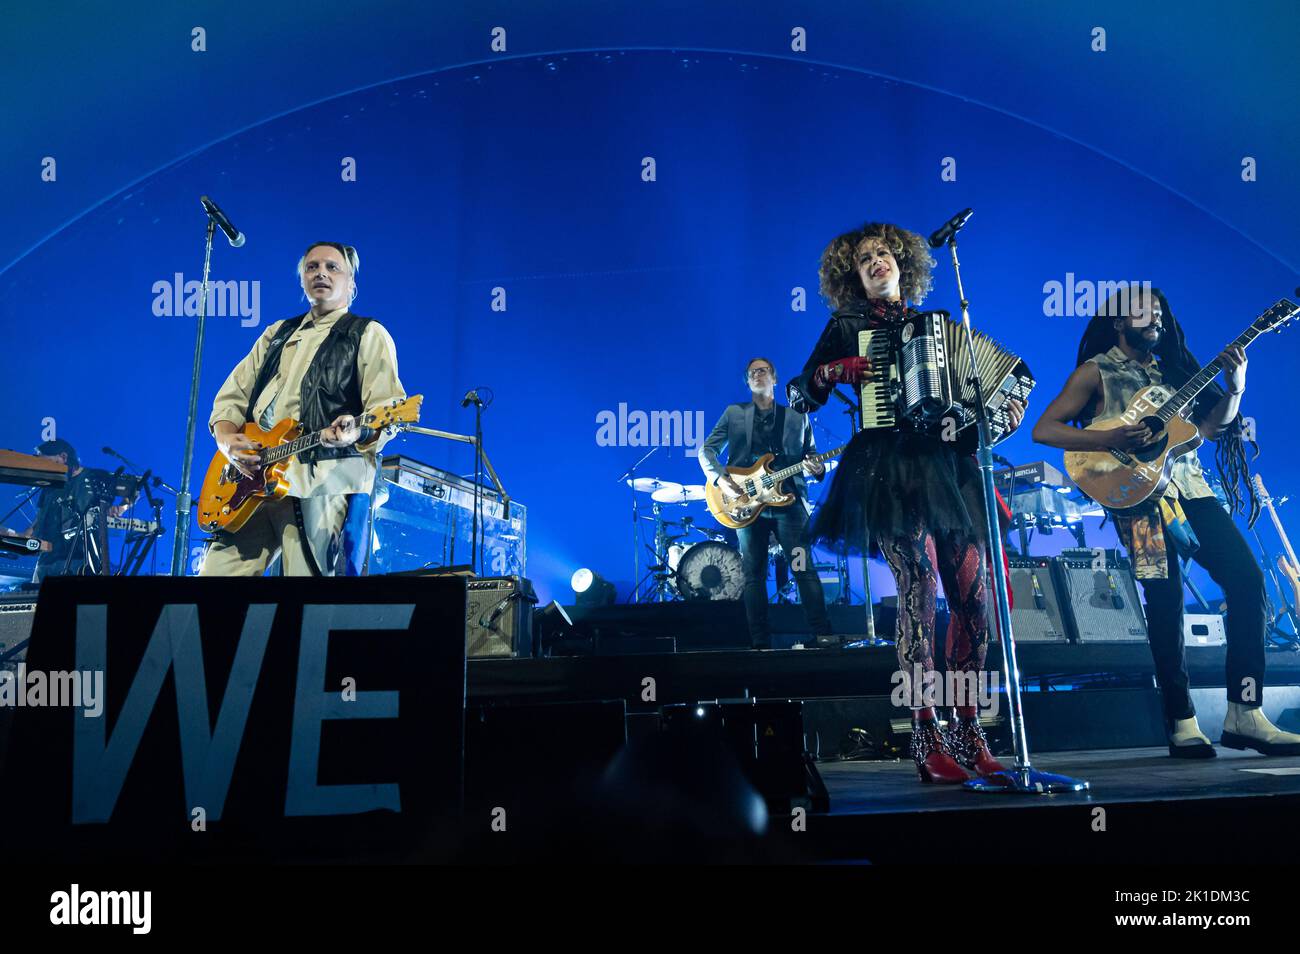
[1168,716,1215,759]
[1222,703,1300,756]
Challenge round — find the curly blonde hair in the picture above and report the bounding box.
[818,222,935,309]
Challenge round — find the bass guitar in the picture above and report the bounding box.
[1065,299,1298,510]
[197,395,422,534]
[704,444,847,530]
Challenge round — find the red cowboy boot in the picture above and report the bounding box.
[947,706,1007,776]
[909,708,970,784]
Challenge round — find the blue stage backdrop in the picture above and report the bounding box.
[2,4,1297,607]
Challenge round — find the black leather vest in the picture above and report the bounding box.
[247,312,374,464]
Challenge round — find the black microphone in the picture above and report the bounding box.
[200,195,246,248]
[992,453,1013,468]
[461,389,484,408]
[928,208,974,249]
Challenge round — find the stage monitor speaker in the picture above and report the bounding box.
[1184,613,1227,647]
[1007,556,1070,643]
[0,595,36,671]
[1054,549,1148,643]
[467,576,536,658]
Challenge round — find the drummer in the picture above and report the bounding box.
[699,357,835,649]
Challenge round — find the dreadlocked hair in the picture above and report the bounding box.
[1075,286,1260,526]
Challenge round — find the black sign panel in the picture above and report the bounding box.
[0,576,467,862]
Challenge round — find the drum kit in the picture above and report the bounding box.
[625,476,743,602]
[625,466,841,604]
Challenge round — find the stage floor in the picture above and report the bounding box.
[806,746,1300,863]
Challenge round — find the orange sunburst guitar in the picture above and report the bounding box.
[1254,474,1300,613]
[197,395,422,534]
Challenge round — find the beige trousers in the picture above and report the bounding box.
[198,494,349,577]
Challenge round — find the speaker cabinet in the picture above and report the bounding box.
[1055,549,1148,643]
[467,576,536,658]
[1008,556,1070,643]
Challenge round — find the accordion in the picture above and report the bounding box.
[857,311,1034,443]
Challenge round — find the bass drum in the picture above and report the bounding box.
[675,541,745,602]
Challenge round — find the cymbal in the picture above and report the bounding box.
[652,483,707,504]
[626,477,682,494]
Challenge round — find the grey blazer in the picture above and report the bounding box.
[699,402,819,515]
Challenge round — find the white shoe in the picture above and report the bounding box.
[1168,716,1216,759]
[1221,702,1300,756]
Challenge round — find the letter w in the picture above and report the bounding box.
[72,603,274,823]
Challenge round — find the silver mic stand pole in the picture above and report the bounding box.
[169,217,216,576]
[944,234,1088,794]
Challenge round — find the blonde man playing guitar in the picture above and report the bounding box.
[1033,285,1300,758]
[200,242,405,577]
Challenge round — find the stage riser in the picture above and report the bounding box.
[800,689,1169,756]
[470,646,1300,708]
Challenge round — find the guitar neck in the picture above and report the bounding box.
[259,413,385,466]
[1157,324,1260,424]
[1265,498,1300,570]
[764,444,849,483]
[261,428,327,465]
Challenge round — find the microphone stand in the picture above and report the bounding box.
[944,235,1088,794]
[169,217,216,576]
[617,446,659,604]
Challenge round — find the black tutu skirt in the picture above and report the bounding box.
[811,428,1003,557]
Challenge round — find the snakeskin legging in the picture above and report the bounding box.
[880,525,991,705]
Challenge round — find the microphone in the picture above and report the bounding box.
[200,195,246,248]
[992,453,1013,468]
[928,208,974,249]
[461,388,484,409]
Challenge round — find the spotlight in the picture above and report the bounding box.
[571,568,616,606]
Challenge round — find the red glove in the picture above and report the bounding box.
[813,356,872,390]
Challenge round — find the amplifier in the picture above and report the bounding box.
[467,576,537,658]
[1055,549,1148,643]
[0,596,36,671]
[1184,613,1227,647]
[1007,556,1070,643]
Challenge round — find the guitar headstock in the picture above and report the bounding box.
[1253,473,1270,503]
[364,395,423,433]
[1254,299,1299,335]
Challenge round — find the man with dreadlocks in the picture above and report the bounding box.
[788,222,1026,785]
[1033,285,1300,758]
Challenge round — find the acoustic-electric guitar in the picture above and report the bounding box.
[197,395,422,534]
[1065,299,1297,511]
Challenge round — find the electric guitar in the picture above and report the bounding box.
[1065,299,1298,510]
[1253,474,1300,613]
[197,395,422,534]
[705,444,847,530]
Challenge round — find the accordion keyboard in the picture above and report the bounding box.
[857,329,899,430]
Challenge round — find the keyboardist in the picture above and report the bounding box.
[21,439,129,580]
